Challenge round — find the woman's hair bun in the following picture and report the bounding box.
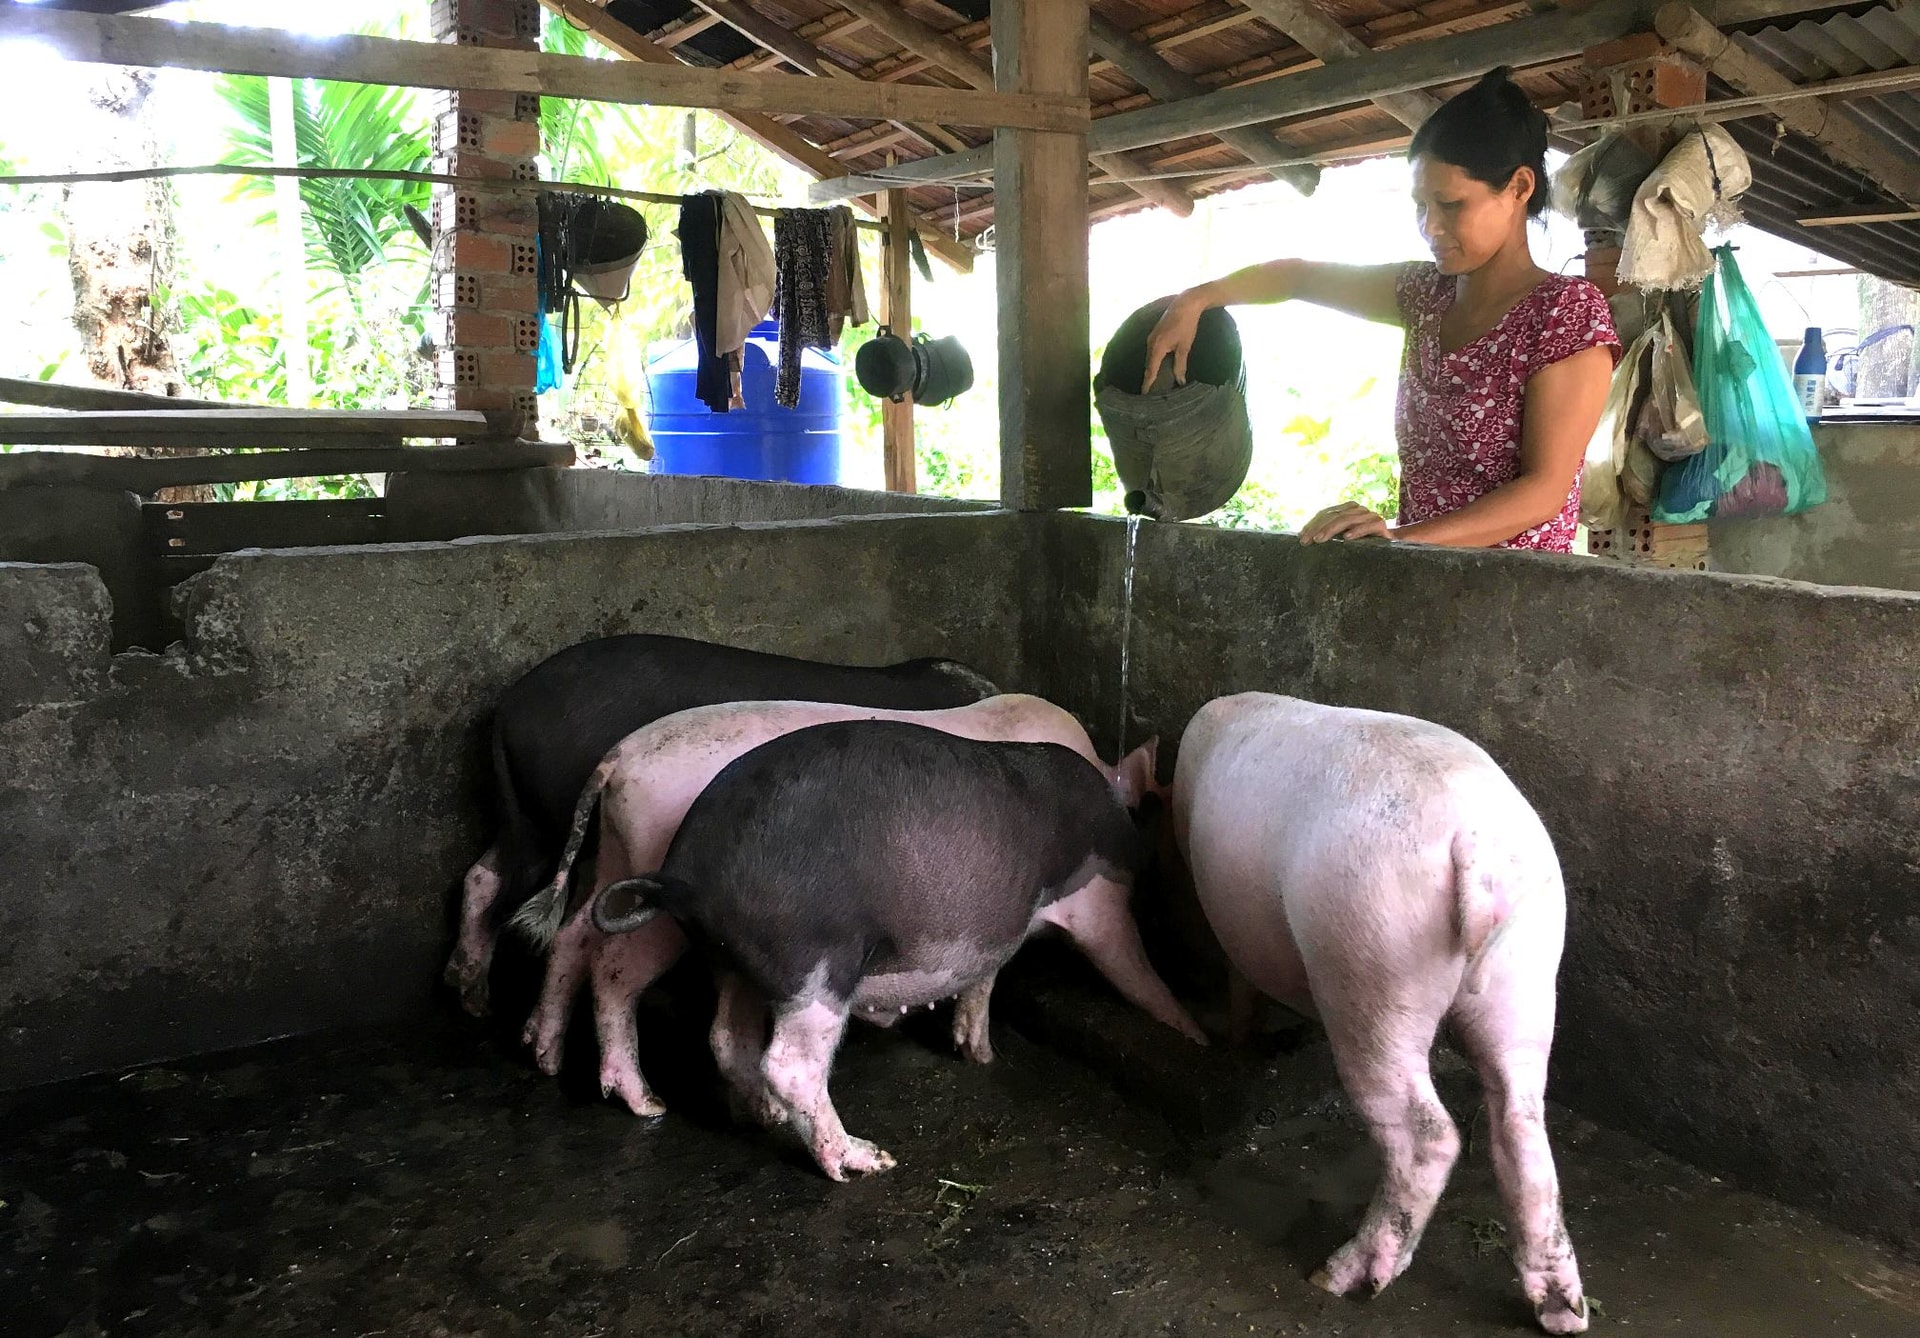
[1409,65,1551,217]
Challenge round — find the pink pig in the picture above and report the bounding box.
[1173,693,1587,1335]
[511,694,1203,1116]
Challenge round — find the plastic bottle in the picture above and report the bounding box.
[1793,326,1826,420]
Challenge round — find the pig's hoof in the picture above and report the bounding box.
[724,1087,788,1129]
[443,958,490,1018]
[1312,1237,1404,1299]
[1534,1290,1589,1334]
[524,1023,564,1077]
[820,1138,895,1181]
[600,1072,666,1119]
[953,1031,994,1064]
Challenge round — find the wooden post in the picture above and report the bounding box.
[993,0,1090,512]
[882,187,917,495]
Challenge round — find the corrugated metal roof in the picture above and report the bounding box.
[1727,5,1920,286]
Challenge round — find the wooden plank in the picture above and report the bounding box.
[1656,4,1920,207]
[995,0,1091,512]
[681,0,977,173]
[0,441,574,491]
[651,14,722,50]
[832,0,1190,216]
[144,497,386,555]
[0,376,239,411]
[836,0,987,84]
[1238,0,1442,130]
[1087,13,1317,194]
[0,3,1085,132]
[685,0,838,76]
[881,189,917,496]
[819,0,1844,192]
[0,409,498,446]
[1799,210,1920,227]
[539,0,974,274]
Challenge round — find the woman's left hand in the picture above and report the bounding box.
[1299,502,1392,544]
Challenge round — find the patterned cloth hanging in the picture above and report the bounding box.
[773,206,871,409]
[773,209,835,410]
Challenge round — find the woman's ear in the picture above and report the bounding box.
[1510,164,1537,208]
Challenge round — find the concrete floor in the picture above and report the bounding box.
[4,951,1917,1338]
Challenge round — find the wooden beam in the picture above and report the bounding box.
[995,0,1090,512]
[1238,0,1442,130]
[1087,13,1318,195]
[881,188,916,495]
[0,2,1084,132]
[650,14,722,50]
[834,0,984,82]
[683,0,978,179]
[0,441,573,491]
[1655,4,1920,207]
[833,0,1191,217]
[0,376,237,411]
[820,0,1844,192]
[0,408,500,447]
[685,0,840,77]
[1799,209,1920,227]
[539,0,974,273]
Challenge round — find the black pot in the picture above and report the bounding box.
[855,328,974,408]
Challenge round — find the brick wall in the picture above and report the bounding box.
[429,0,543,431]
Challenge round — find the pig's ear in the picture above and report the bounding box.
[1112,736,1163,809]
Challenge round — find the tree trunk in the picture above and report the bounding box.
[1854,276,1919,402]
[60,67,213,503]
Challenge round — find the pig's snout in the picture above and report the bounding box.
[593,877,664,935]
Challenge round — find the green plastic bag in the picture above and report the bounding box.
[1652,246,1828,523]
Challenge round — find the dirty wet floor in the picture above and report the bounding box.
[4,969,1917,1338]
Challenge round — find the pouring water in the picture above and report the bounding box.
[1115,513,1141,759]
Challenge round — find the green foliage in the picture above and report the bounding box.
[213,74,431,302]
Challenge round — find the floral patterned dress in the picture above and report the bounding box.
[1394,263,1621,552]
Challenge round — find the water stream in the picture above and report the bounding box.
[1115,513,1141,759]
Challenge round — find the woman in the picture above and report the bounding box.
[1143,67,1620,552]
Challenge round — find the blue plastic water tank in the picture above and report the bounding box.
[646,320,843,484]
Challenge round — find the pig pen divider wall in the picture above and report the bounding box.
[3,507,1916,1252]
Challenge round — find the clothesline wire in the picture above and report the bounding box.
[0,162,891,231]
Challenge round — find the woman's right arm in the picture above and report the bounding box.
[1140,260,1406,391]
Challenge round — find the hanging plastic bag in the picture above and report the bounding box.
[1653,246,1828,523]
[1580,322,1658,530]
[1638,307,1708,462]
[1552,133,1656,233]
[606,307,655,461]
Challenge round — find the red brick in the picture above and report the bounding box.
[432,0,538,42]
[481,117,541,159]
[431,88,518,118]
[477,203,538,239]
[449,232,512,273]
[434,150,518,182]
[1581,33,1667,69]
[444,384,518,412]
[478,349,537,389]
[477,274,537,314]
[439,312,512,349]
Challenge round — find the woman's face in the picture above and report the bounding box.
[1411,156,1533,276]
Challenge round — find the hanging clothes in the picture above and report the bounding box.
[715,191,776,409]
[773,209,834,409]
[825,205,870,342]
[676,192,729,413]
[774,206,873,409]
